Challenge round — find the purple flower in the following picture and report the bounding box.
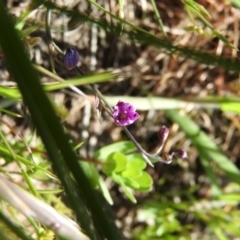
[113,101,140,126]
[64,47,80,70]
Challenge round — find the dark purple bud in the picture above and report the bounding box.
[175,149,188,159]
[157,125,169,143]
[64,47,80,70]
[113,101,140,126]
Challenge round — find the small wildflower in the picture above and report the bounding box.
[113,101,139,126]
[64,47,79,70]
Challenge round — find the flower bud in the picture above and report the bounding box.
[175,149,188,159]
[64,47,80,70]
[157,125,169,143]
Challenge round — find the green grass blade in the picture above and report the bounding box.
[0,130,39,198]
[0,144,56,177]
[0,86,21,99]
[103,96,240,115]
[0,210,33,240]
[0,70,114,100]
[43,73,114,91]
[103,96,220,110]
[0,108,22,117]
[150,0,167,37]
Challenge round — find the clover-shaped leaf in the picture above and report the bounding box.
[94,141,136,161]
[127,157,146,170]
[102,152,127,174]
[121,166,142,179]
[123,178,140,189]
[121,155,146,178]
[135,172,153,191]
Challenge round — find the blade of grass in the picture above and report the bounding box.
[0,108,22,117]
[0,210,33,240]
[103,96,220,110]
[0,69,115,100]
[0,130,39,198]
[34,64,115,85]
[199,156,221,196]
[150,0,167,37]
[43,74,114,91]
[103,96,240,115]
[0,144,56,178]
[0,86,21,99]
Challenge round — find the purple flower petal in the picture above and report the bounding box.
[113,101,139,126]
[64,47,80,70]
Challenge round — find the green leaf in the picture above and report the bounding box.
[121,177,140,189]
[135,172,153,191]
[94,141,136,161]
[20,26,41,38]
[126,156,146,170]
[98,177,114,205]
[80,161,114,205]
[120,156,146,179]
[111,173,137,203]
[121,167,142,179]
[121,184,137,203]
[0,86,21,99]
[103,152,127,174]
[110,152,128,173]
[102,159,116,174]
[79,162,99,188]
